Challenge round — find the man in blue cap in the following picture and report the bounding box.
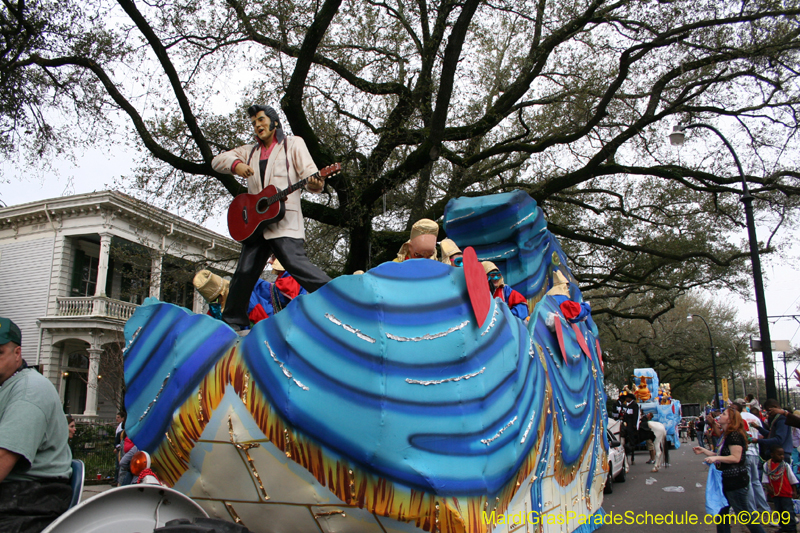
[0,317,73,533]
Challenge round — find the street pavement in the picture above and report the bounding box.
[81,483,115,503]
[601,442,752,532]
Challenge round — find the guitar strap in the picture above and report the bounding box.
[244,137,291,190]
[246,144,259,187]
[248,138,292,191]
[246,145,258,168]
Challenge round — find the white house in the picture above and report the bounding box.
[0,191,240,420]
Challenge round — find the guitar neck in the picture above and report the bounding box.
[268,172,320,205]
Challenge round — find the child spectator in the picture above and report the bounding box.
[763,446,798,532]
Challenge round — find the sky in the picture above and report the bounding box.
[4,146,800,379]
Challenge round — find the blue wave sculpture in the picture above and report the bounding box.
[122,191,609,533]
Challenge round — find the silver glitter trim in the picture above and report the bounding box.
[480,304,500,337]
[263,341,309,391]
[545,345,559,366]
[405,367,486,386]
[123,327,142,355]
[139,372,170,421]
[529,337,535,358]
[387,321,469,342]
[520,410,537,444]
[325,313,376,344]
[574,400,587,409]
[446,211,475,223]
[481,416,518,445]
[483,249,517,260]
[510,212,534,229]
[579,415,591,436]
[556,398,568,426]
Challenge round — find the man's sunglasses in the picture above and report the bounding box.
[487,272,502,281]
[452,256,463,267]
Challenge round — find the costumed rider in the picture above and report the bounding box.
[621,389,641,465]
[482,261,528,320]
[394,219,439,262]
[545,270,591,325]
[267,257,308,314]
[194,269,276,326]
[211,104,331,331]
[440,238,463,267]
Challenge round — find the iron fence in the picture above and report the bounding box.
[70,421,118,483]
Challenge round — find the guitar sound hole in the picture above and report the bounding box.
[256,198,269,214]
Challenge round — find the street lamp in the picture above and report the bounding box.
[688,313,722,409]
[670,123,776,401]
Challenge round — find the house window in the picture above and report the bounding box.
[80,256,99,297]
[71,249,99,297]
[119,262,149,305]
[161,257,195,310]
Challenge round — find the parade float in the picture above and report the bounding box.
[631,368,682,449]
[119,191,609,533]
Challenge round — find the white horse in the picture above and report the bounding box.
[649,420,668,472]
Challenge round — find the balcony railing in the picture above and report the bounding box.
[56,296,138,320]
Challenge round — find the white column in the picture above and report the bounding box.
[95,233,112,297]
[83,347,102,417]
[150,253,162,300]
[193,288,204,314]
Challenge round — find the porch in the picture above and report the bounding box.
[56,296,138,321]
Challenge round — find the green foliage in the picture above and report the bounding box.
[70,422,118,481]
[0,0,130,162]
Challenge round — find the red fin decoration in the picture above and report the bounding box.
[463,247,491,328]
[595,339,604,373]
[554,314,568,365]
[572,323,592,360]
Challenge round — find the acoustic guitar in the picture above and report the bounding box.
[227,163,341,243]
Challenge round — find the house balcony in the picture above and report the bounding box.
[55,296,138,321]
